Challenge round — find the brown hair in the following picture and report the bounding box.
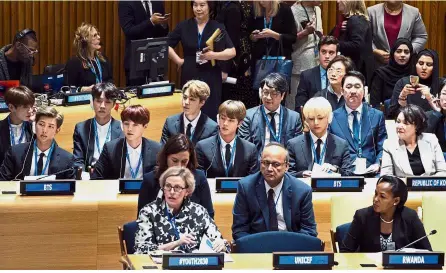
[73,22,105,69]
[35,106,64,128]
[182,80,210,102]
[341,0,369,20]
[120,105,150,125]
[218,100,246,122]
[253,0,280,18]
[4,86,35,107]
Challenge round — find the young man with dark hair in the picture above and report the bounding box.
[196,100,259,178]
[0,86,35,166]
[73,82,124,172]
[0,29,38,86]
[91,104,161,180]
[0,106,76,181]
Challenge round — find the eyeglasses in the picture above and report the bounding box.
[163,184,187,193]
[261,160,287,168]
[261,90,281,98]
[18,42,38,55]
[327,68,344,76]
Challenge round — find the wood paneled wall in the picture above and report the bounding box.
[0,1,444,88]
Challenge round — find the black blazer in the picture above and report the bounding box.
[91,137,161,180]
[73,118,124,169]
[294,66,324,113]
[64,56,113,87]
[313,88,345,112]
[160,113,218,145]
[0,141,76,181]
[426,111,446,152]
[340,206,432,252]
[118,0,169,70]
[0,115,33,166]
[195,135,259,178]
[137,169,214,218]
[286,132,354,177]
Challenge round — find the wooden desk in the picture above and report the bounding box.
[126,253,385,270]
[0,93,182,152]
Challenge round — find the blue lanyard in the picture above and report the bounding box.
[261,106,283,143]
[34,141,55,176]
[310,138,327,165]
[196,20,207,50]
[274,187,282,207]
[126,152,143,179]
[220,137,237,177]
[264,16,273,29]
[93,119,111,155]
[89,57,103,83]
[165,205,180,240]
[8,117,26,146]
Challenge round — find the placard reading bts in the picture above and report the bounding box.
[273,252,335,270]
[162,253,224,270]
[382,251,444,269]
[119,179,143,194]
[406,176,446,191]
[20,180,76,195]
[311,177,364,192]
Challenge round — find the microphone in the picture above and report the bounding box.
[395,230,437,252]
[35,167,77,180]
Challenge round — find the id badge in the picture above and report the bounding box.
[387,242,396,251]
[354,158,367,174]
[314,46,319,58]
[196,51,208,65]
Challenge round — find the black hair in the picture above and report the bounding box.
[260,73,289,94]
[342,70,366,87]
[191,0,216,18]
[91,82,120,101]
[13,29,37,44]
[327,55,355,73]
[318,35,339,52]
[397,104,427,136]
[376,175,408,209]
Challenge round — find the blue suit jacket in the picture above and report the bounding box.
[286,132,354,177]
[330,104,387,167]
[238,106,303,155]
[232,172,317,240]
[160,113,218,145]
[195,135,259,178]
[72,118,124,169]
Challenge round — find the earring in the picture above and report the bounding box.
[393,203,396,206]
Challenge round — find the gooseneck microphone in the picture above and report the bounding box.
[35,167,76,180]
[395,230,437,252]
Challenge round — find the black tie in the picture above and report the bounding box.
[225,144,231,169]
[268,112,276,136]
[143,0,151,17]
[267,189,279,231]
[316,139,322,163]
[186,123,192,139]
[37,153,45,175]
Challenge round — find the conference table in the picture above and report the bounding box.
[0,178,423,269]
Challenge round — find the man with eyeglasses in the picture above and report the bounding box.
[0,29,38,87]
[239,73,303,155]
[232,142,317,240]
[330,71,387,177]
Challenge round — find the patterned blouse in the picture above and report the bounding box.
[134,197,230,254]
[380,233,393,251]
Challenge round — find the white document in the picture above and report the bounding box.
[354,158,367,174]
[81,171,91,181]
[311,163,341,178]
[198,234,234,262]
[23,175,56,181]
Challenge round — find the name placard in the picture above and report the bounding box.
[119,179,143,194]
[64,92,92,106]
[273,252,335,270]
[137,83,174,99]
[215,177,241,193]
[20,180,76,196]
[311,177,364,192]
[382,251,444,269]
[162,253,224,270]
[0,101,8,113]
[406,177,446,191]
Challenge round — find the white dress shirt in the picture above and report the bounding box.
[264,105,281,146]
[30,145,52,176]
[141,0,153,15]
[92,119,112,165]
[9,122,26,145]
[124,142,143,179]
[264,178,286,231]
[309,131,328,163]
[219,134,236,169]
[183,111,201,136]
[345,103,363,138]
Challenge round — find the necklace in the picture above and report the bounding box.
[384,3,403,14]
[380,216,394,224]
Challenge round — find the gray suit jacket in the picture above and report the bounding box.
[368,3,427,53]
[381,133,446,177]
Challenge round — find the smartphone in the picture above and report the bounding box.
[163,13,171,18]
[360,264,377,267]
[410,75,419,86]
[315,30,323,39]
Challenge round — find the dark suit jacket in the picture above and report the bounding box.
[232,172,317,240]
[118,0,169,70]
[295,66,324,113]
[91,137,161,180]
[73,118,124,169]
[426,111,446,152]
[137,169,214,218]
[160,113,218,145]
[313,88,345,111]
[195,135,259,178]
[0,141,76,181]
[286,132,354,177]
[0,115,33,166]
[340,206,432,252]
[238,106,303,155]
[330,104,387,167]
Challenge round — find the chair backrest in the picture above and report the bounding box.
[119,220,139,255]
[422,193,446,252]
[43,63,66,75]
[331,194,371,229]
[234,231,324,253]
[330,222,351,253]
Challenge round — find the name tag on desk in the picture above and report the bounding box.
[119,179,143,194]
[137,83,174,99]
[311,177,364,192]
[20,180,76,196]
[215,177,241,193]
[273,252,335,270]
[64,92,92,106]
[162,253,224,270]
[383,251,444,269]
[406,177,446,191]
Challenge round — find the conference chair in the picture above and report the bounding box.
[233,232,324,253]
[422,193,446,252]
[117,220,138,269]
[330,222,351,253]
[43,63,66,75]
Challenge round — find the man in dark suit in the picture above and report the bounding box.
[287,97,354,177]
[160,80,218,145]
[118,0,169,86]
[0,86,35,166]
[0,107,76,181]
[91,105,160,180]
[294,36,339,113]
[232,143,317,240]
[73,83,124,172]
[330,71,387,176]
[239,73,303,155]
[196,100,259,178]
